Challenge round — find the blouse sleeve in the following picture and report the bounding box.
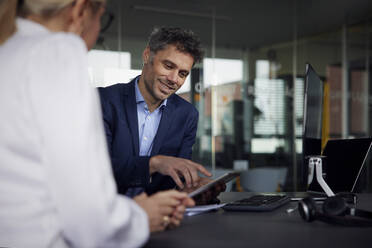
[27,33,149,248]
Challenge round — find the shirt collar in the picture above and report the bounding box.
[16,18,50,36]
[134,77,167,108]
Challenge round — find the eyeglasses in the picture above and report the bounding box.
[100,12,114,33]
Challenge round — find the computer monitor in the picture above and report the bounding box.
[301,64,324,188]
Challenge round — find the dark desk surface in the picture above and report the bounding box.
[145,192,372,248]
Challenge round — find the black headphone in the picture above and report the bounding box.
[298,196,372,227]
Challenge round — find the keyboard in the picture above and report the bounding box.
[222,194,291,212]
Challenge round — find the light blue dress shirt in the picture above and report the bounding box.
[125,78,167,197]
[135,78,167,156]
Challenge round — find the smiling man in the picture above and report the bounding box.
[98,27,212,197]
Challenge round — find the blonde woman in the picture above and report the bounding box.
[0,1,194,247]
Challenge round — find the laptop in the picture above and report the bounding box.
[320,138,372,193]
[291,138,372,201]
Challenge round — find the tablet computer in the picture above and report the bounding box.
[188,172,240,198]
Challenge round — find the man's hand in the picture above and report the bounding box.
[134,190,194,232]
[149,155,212,189]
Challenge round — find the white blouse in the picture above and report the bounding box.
[0,18,149,248]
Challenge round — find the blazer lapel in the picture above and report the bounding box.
[123,80,140,155]
[151,96,176,156]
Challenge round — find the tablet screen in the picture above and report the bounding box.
[188,172,240,198]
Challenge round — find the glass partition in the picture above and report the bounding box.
[92,1,372,192]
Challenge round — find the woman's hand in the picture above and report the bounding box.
[134,190,195,232]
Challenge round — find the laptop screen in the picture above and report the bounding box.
[322,138,372,193]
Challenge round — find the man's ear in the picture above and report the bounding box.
[68,0,87,35]
[143,46,150,64]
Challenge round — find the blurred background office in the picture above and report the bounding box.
[87,0,372,192]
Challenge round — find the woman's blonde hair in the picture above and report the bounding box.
[0,0,106,44]
[0,0,18,45]
[19,0,105,17]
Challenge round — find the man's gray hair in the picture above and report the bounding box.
[147,27,204,64]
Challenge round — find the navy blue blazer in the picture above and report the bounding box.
[98,77,199,195]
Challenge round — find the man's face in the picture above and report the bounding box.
[142,44,194,103]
